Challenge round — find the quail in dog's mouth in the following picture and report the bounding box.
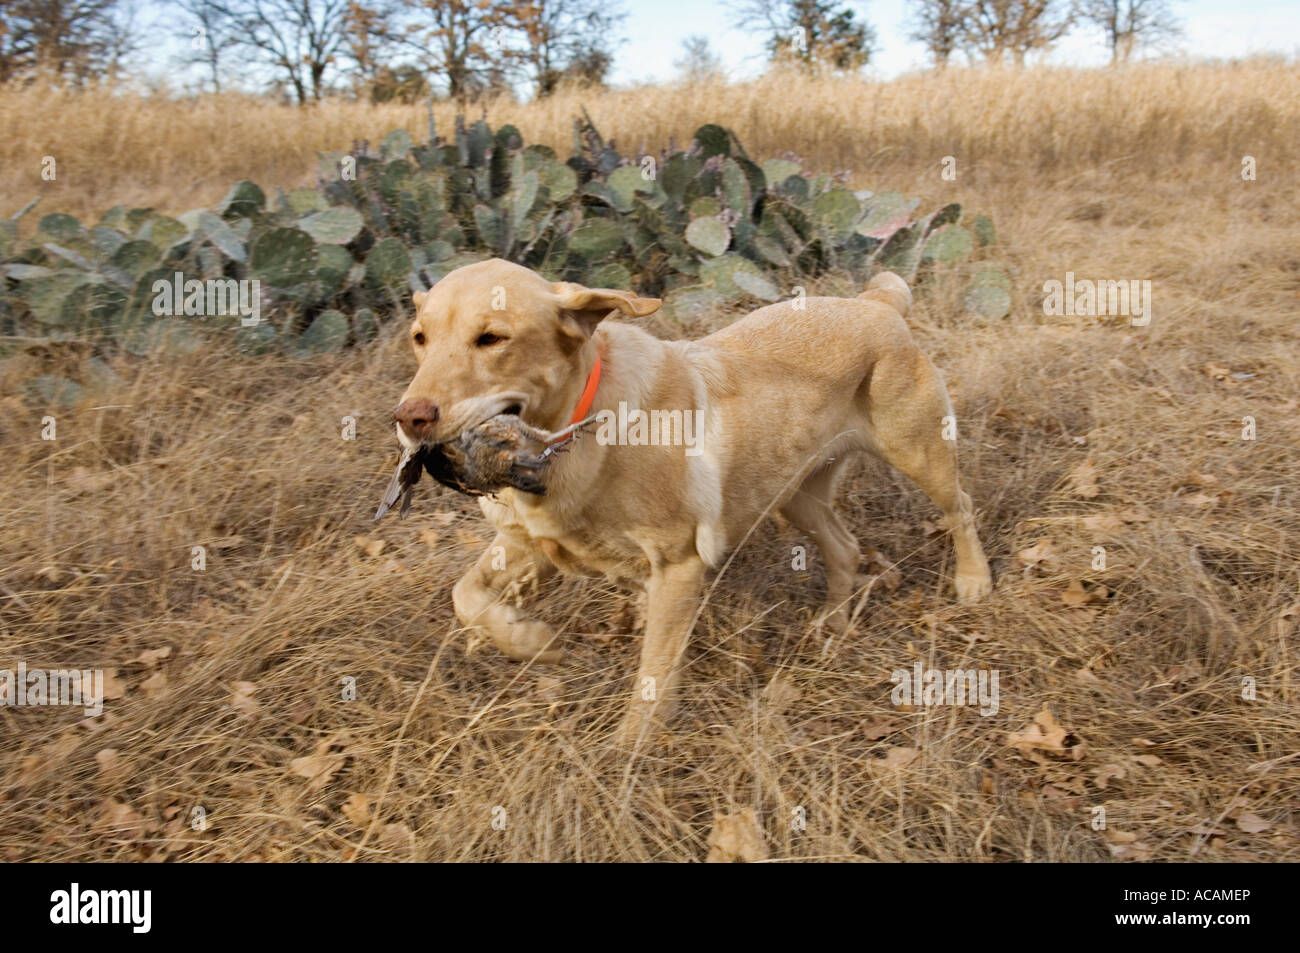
[374,413,594,519]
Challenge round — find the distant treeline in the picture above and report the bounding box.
[0,0,1183,103]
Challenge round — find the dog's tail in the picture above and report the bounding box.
[857,271,912,318]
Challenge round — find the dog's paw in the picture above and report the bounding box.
[954,569,993,603]
[495,618,564,664]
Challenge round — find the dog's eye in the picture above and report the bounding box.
[412,331,426,346]
[475,332,507,348]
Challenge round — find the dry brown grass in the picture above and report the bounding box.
[1,63,1298,861]
[3,60,1298,221]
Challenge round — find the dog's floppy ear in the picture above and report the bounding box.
[551,282,660,340]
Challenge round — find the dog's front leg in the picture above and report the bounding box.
[452,532,562,664]
[615,555,705,746]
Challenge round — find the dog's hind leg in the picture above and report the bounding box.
[862,348,993,603]
[452,532,563,663]
[780,457,860,636]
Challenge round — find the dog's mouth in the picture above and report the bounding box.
[397,392,530,449]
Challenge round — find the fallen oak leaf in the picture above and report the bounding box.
[1067,459,1100,499]
[705,808,768,863]
[1007,705,1068,756]
[135,646,172,668]
[1094,762,1127,789]
[1016,539,1058,570]
[1235,812,1271,834]
[869,745,920,778]
[341,793,371,829]
[100,669,126,700]
[289,752,345,791]
[94,748,121,776]
[229,680,259,716]
[762,674,802,713]
[140,670,168,697]
[1080,513,1125,538]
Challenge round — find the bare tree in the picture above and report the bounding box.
[0,0,134,83]
[511,0,622,97]
[341,0,402,96]
[907,0,964,68]
[674,34,724,82]
[207,0,352,104]
[176,0,240,92]
[961,0,1072,65]
[737,0,876,72]
[398,0,516,101]
[1077,0,1180,63]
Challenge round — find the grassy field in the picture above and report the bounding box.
[1,62,1298,861]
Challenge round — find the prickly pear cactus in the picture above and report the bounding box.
[0,115,1008,372]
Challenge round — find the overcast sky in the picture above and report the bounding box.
[608,0,1300,83]
[142,0,1300,92]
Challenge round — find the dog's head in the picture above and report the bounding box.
[393,259,659,447]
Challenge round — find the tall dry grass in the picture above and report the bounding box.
[0,62,1298,861]
[2,59,1298,222]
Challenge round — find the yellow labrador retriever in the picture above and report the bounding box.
[393,258,992,743]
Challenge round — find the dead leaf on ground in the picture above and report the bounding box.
[1061,579,1091,607]
[135,646,172,668]
[380,822,415,854]
[140,670,168,697]
[1235,812,1271,834]
[1007,705,1068,757]
[94,748,120,776]
[229,681,259,716]
[289,753,345,791]
[863,718,898,741]
[869,745,920,778]
[97,798,156,837]
[1067,459,1100,498]
[1080,513,1124,538]
[1165,660,1202,685]
[1074,666,1108,689]
[862,548,902,590]
[1105,828,1152,861]
[65,466,118,495]
[1203,363,1237,385]
[762,674,802,713]
[1094,762,1127,789]
[705,808,768,863]
[100,669,126,700]
[1016,539,1058,570]
[342,793,371,828]
[418,528,440,548]
[353,535,386,558]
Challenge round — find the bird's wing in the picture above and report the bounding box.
[374,447,422,520]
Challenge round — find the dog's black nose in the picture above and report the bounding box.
[394,399,439,441]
